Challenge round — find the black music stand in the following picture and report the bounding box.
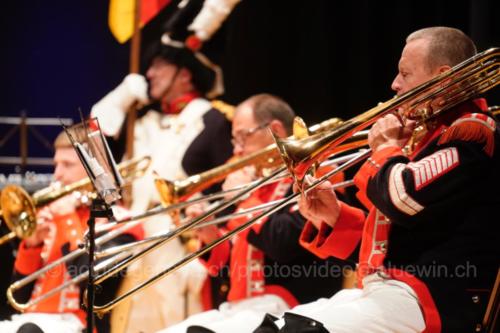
[63,117,122,333]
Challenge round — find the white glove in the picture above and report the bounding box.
[123,73,149,104]
[91,74,149,136]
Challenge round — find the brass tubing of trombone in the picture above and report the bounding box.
[96,197,294,259]
[154,118,343,206]
[96,181,355,258]
[96,148,366,258]
[196,179,356,229]
[95,198,227,258]
[33,155,151,207]
[0,231,17,246]
[92,149,371,316]
[409,55,496,108]
[7,248,132,312]
[95,150,365,258]
[0,155,151,244]
[92,166,287,286]
[96,197,285,259]
[275,48,498,182]
[6,220,142,311]
[406,48,499,112]
[154,126,367,208]
[409,56,499,121]
[99,168,291,232]
[156,144,282,206]
[91,199,215,235]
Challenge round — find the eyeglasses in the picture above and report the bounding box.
[231,122,270,147]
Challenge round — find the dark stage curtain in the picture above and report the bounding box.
[219,0,500,124]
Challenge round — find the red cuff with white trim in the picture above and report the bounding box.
[300,203,365,260]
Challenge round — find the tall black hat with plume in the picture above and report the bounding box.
[146,0,241,98]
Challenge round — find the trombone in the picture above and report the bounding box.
[96,118,366,230]
[275,48,499,183]
[91,149,370,316]
[96,178,355,259]
[89,47,499,316]
[0,156,151,246]
[4,156,151,312]
[95,151,363,259]
[153,117,346,207]
[6,220,142,312]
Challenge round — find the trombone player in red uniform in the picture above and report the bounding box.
[160,94,353,333]
[253,27,500,333]
[0,132,142,333]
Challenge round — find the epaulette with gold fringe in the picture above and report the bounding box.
[438,113,496,157]
[211,99,235,121]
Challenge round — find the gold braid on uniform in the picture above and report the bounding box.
[212,100,235,121]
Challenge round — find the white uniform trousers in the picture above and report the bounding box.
[277,273,426,333]
[0,313,84,333]
[158,294,290,333]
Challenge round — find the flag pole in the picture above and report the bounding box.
[122,0,141,208]
[107,2,141,329]
[125,0,141,160]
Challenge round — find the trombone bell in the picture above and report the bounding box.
[0,185,37,241]
[275,129,369,183]
[0,155,151,245]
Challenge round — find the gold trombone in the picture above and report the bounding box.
[0,155,151,246]
[95,117,361,231]
[86,127,367,317]
[6,220,142,312]
[90,149,370,317]
[95,151,362,259]
[90,47,499,316]
[153,117,359,207]
[4,156,151,311]
[276,48,499,183]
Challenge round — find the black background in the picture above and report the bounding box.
[0,0,499,175]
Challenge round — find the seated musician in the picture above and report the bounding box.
[159,94,354,333]
[252,27,500,333]
[0,131,143,333]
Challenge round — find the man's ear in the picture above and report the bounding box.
[437,65,452,74]
[178,67,192,82]
[269,119,287,138]
[436,64,453,90]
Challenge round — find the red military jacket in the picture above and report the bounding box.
[199,179,299,309]
[13,203,143,326]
